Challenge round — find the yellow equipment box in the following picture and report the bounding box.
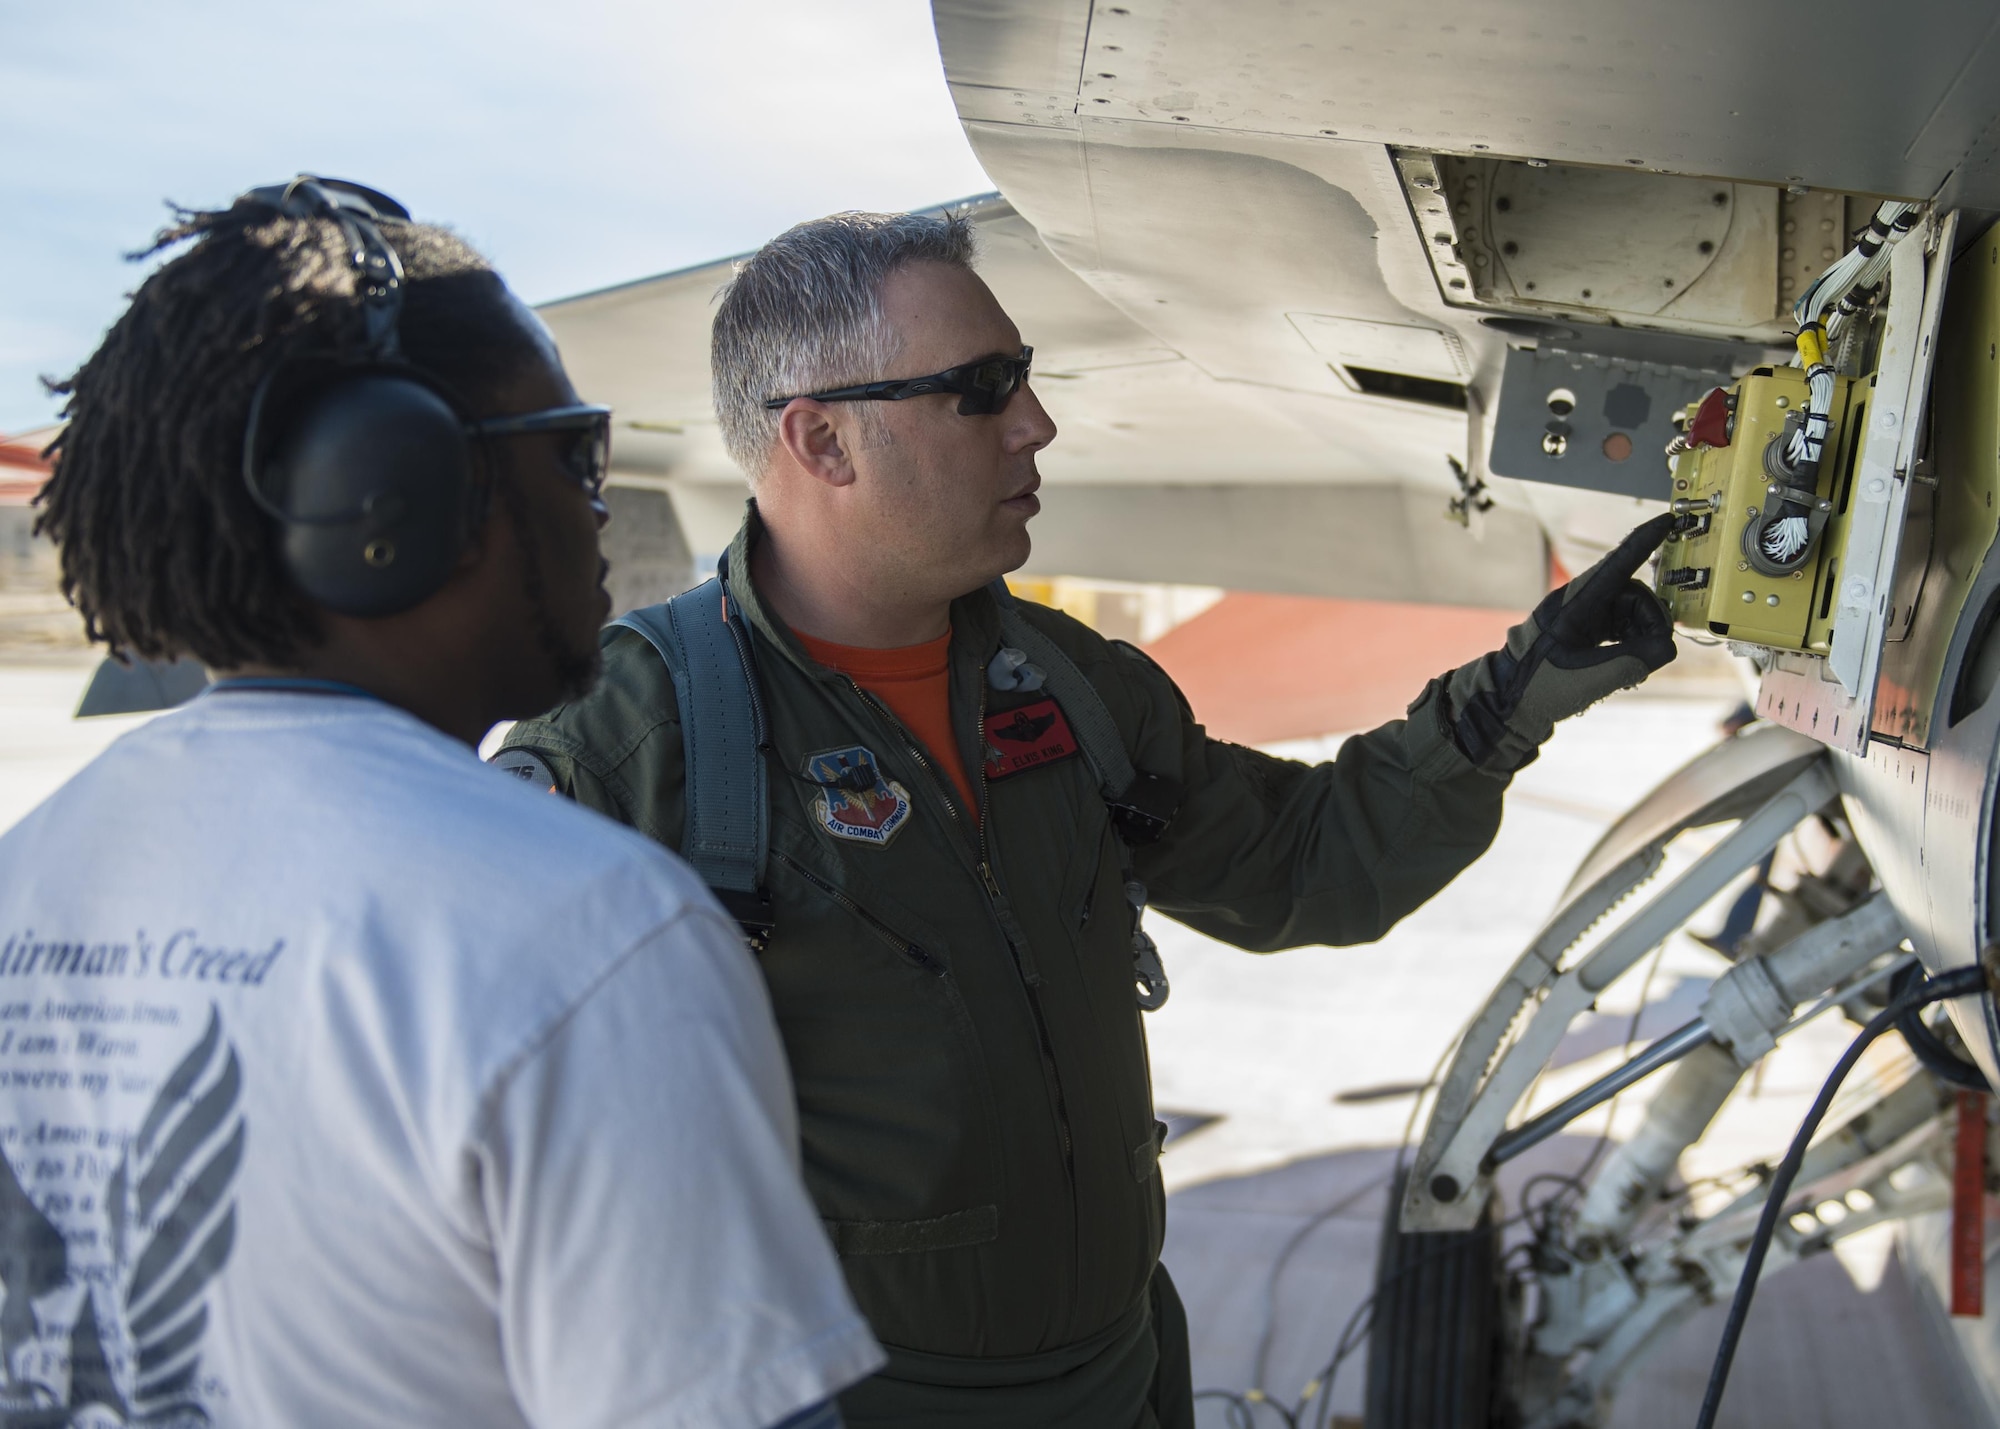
[1657,366,1870,651]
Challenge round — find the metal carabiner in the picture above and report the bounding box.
[1125,878,1170,1011]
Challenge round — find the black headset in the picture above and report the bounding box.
[239,176,486,618]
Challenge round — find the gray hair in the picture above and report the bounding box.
[711,210,979,479]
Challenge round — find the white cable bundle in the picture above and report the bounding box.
[1761,515,1811,563]
[1793,201,1920,337]
[1767,328,1834,563]
[1785,326,1837,470]
[1775,198,1924,550]
[1759,202,1921,568]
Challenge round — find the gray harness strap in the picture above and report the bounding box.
[611,577,772,945]
[985,580,1176,1010]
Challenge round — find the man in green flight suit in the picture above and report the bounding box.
[499,210,1677,1428]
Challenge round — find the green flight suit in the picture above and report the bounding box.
[502,506,1513,1427]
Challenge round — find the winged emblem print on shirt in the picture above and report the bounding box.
[0,1006,242,1427]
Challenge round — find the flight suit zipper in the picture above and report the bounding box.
[843,679,1079,1184]
[839,678,975,831]
[971,688,1076,1175]
[971,680,1082,1331]
[770,846,944,974]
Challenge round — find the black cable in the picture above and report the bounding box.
[1192,1388,1282,1429]
[1890,962,1992,1092]
[1247,1173,1393,1395]
[1187,988,1483,1423]
[1302,1294,1373,1429]
[1554,944,1666,1218]
[1201,1189,1529,1429]
[1292,1197,1534,1429]
[1210,964,1558,1425]
[1519,1172,1589,1244]
[1694,963,1990,1429]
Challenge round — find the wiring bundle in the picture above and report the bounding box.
[1752,201,1923,570]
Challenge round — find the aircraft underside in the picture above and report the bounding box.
[908,1,2000,1424]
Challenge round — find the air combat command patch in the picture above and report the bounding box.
[805,746,913,846]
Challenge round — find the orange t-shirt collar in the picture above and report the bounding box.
[793,627,978,817]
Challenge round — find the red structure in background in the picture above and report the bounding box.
[1953,1090,1988,1317]
[0,431,52,506]
[1144,591,1523,745]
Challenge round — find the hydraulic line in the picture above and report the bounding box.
[1694,963,1992,1429]
[1487,901,1906,1170]
[1485,1018,1713,1169]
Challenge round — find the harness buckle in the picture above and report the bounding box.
[717,886,776,954]
[1108,770,1183,846]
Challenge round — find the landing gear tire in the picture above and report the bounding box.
[1363,1170,1514,1429]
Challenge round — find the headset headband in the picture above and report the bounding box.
[241,176,411,360]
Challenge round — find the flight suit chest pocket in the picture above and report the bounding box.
[760,834,1006,1231]
[983,753,1101,937]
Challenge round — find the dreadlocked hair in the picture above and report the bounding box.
[36,194,542,669]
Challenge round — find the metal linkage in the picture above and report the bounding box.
[1488,891,1909,1169]
[1396,706,1979,1429]
[1524,1051,1957,1429]
[1403,754,1837,1231]
[1485,1019,1712,1170]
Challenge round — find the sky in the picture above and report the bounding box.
[0,0,994,433]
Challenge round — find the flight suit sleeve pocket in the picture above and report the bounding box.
[823,1204,999,1256]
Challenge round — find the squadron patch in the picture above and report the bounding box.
[805,746,913,846]
[984,697,1080,780]
[490,747,558,792]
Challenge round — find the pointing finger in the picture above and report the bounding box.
[1591,513,1677,587]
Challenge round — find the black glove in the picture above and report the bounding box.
[1437,513,1677,773]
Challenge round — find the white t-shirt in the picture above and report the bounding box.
[0,687,881,1428]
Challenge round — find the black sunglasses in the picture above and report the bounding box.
[467,404,613,497]
[763,347,1034,417]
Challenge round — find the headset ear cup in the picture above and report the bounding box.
[260,372,473,617]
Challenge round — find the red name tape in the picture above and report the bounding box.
[984,698,1079,780]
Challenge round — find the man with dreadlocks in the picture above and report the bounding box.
[0,178,880,1429]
